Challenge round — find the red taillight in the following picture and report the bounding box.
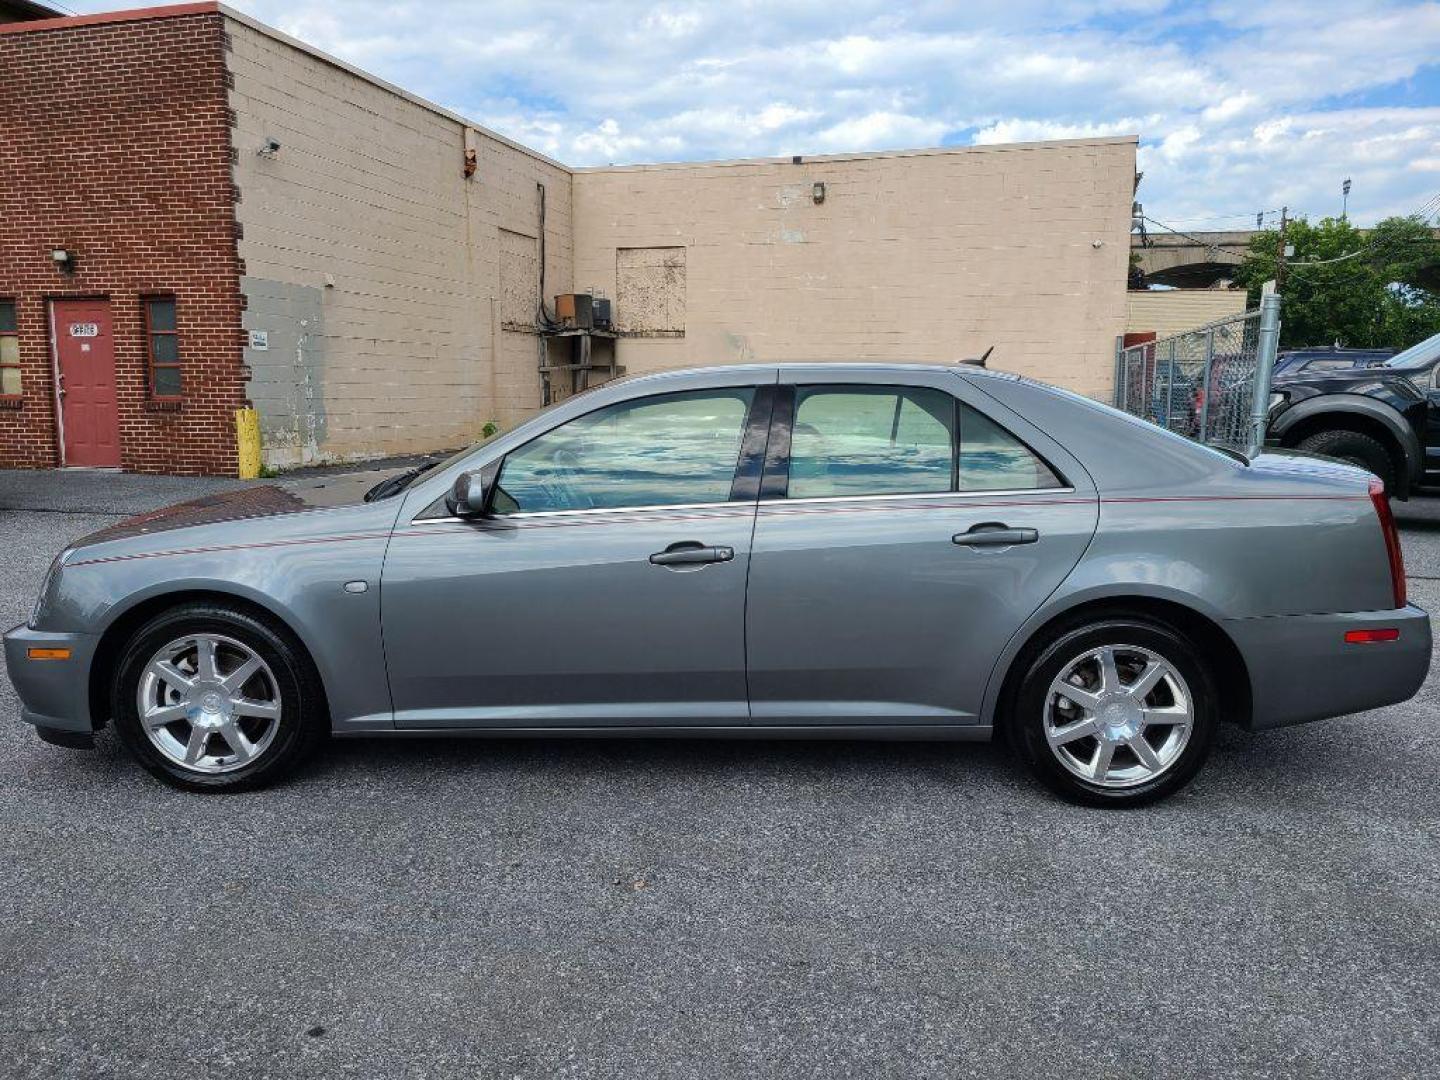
[1369,478,1406,609]
[1344,628,1400,644]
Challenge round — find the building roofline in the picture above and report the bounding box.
[1,4,1137,178]
[572,135,1139,174]
[0,1,217,35]
[215,4,573,173]
[0,1,573,173]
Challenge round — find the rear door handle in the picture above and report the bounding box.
[649,541,735,566]
[952,523,1039,547]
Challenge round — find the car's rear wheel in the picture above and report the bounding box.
[1008,618,1218,807]
[1295,429,1395,493]
[111,602,326,792]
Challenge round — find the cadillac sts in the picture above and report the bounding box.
[5,364,1430,805]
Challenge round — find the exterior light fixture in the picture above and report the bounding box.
[257,137,281,157]
[812,181,825,204]
[51,249,74,272]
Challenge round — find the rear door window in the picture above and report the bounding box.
[957,402,1062,491]
[789,386,954,498]
[784,384,1062,498]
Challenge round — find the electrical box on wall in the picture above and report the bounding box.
[591,297,612,329]
[555,293,594,330]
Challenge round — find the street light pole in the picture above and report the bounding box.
[1342,178,1352,221]
[1275,206,1289,293]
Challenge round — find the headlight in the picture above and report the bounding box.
[1268,391,1288,412]
[30,549,71,628]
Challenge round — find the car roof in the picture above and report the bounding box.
[618,361,1007,386]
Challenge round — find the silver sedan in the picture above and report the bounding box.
[5,364,1430,805]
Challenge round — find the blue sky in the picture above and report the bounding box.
[65,0,1440,230]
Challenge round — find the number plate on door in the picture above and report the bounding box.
[68,323,100,338]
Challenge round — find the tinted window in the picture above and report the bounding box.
[789,386,955,498]
[495,389,754,513]
[958,403,1061,490]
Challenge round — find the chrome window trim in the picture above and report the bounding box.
[412,487,1080,525]
[765,486,1076,507]
[411,500,749,526]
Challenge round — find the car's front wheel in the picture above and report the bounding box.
[1008,618,1218,807]
[111,602,327,792]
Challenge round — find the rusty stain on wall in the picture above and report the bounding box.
[616,246,686,337]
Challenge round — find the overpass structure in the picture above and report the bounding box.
[1132,230,1252,288]
[1133,226,1440,289]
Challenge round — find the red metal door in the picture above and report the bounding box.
[53,298,121,467]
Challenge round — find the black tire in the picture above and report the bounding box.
[111,602,327,792]
[1295,429,1395,493]
[1006,617,1218,808]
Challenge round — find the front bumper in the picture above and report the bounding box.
[4,623,98,738]
[1225,604,1431,731]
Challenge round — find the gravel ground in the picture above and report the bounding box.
[1,470,1438,1079]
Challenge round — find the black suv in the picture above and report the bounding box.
[1267,331,1440,498]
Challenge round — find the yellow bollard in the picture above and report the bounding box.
[235,407,262,480]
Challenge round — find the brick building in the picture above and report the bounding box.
[0,3,1137,475]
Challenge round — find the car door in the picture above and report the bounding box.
[1424,362,1440,481]
[745,367,1099,728]
[381,374,775,728]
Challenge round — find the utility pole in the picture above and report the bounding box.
[1275,205,1289,293]
[1342,178,1351,221]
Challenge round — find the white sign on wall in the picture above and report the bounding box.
[68,323,99,338]
[248,329,269,351]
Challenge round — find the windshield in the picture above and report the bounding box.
[1383,330,1440,370]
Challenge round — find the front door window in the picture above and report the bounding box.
[494,388,755,513]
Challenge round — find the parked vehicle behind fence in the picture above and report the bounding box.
[6,363,1430,806]
[1268,330,1440,497]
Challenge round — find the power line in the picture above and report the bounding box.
[1139,190,1440,276]
[1287,191,1440,271]
[1138,216,1255,258]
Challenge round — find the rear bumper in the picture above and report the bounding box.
[1225,604,1431,731]
[3,624,98,738]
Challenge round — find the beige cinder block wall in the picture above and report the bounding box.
[225,11,571,466]
[1126,289,1248,338]
[573,137,1136,399]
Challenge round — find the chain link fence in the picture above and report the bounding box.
[1113,307,1278,450]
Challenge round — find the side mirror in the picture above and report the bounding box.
[446,463,498,518]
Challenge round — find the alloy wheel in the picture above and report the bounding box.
[1042,643,1194,788]
[136,633,282,775]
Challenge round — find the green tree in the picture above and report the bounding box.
[1232,214,1440,349]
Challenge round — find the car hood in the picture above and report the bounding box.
[70,468,410,549]
[1273,364,1415,392]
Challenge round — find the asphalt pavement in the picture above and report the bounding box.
[1,469,1438,1079]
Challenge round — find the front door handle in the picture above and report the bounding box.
[952,523,1039,547]
[649,541,735,566]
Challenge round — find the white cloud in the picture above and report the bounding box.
[972,118,1147,144]
[811,111,948,151]
[64,0,1440,226]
